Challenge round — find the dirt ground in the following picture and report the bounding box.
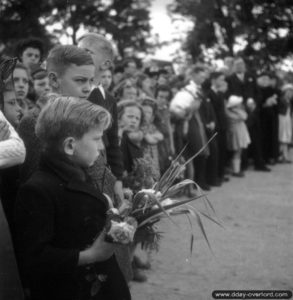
[130,161,293,300]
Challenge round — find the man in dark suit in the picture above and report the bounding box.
[206,71,229,183]
[78,33,125,202]
[226,57,270,172]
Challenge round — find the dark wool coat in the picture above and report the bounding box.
[120,132,143,174]
[88,88,124,180]
[18,111,40,184]
[226,73,258,104]
[206,89,227,132]
[14,153,131,300]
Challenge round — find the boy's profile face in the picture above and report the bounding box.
[21,47,41,68]
[34,76,51,97]
[13,68,29,100]
[120,106,141,132]
[3,90,22,127]
[72,127,104,167]
[58,64,95,100]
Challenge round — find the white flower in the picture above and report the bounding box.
[107,220,136,244]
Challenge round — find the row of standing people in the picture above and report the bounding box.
[1,36,293,299]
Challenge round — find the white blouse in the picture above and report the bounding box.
[0,111,26,169]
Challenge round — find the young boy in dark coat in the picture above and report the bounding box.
[14,97,131,300]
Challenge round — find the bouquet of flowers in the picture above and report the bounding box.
[105,133,222,252]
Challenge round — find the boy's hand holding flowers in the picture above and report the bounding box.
[79,230,116,265]
[104,208,137,245]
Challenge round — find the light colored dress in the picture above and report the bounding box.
[225,106,251,151]
[279,108,292,143]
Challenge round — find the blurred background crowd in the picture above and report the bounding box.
[1,0,293,297]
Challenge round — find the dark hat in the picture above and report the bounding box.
[141,97,157,109]
[30,64,48,79]
[144,66,159,77]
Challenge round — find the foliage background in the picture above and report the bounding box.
[0,0,292,69]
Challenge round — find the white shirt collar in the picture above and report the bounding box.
[98,84,106,99]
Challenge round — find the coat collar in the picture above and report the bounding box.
[39,152,108,206]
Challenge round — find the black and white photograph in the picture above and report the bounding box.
[0,0,292,299]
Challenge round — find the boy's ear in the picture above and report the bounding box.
[63,137,76,156]
[48,72,60,90]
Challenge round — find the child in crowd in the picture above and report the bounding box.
[14,97,131,300]
[118,100,154,282]
[100,67,114,92]
[278,84,293,163]
[141,98,164,180]
[18,45,95,184]
[115,78,138,102]
[15,37,44,71]
[13,62,33,117]
[137,73,155,99]
[31,66,51,99]
[154,85,175,173]
[118,100,144,173]
[225,95,251,177]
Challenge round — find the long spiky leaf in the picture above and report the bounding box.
[198,210,225,228]
[186,213,194,257]
[135,194,207,225]
[203,194,217,216]
[159,164,185,195]
[195,214,214,255]
[155,144,188,192]
[163,179,197,198]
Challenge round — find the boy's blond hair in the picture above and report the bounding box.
[36,96,111,151]
[46,45,94,76]
[78,33,114,61]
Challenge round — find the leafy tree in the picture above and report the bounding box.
[169,0,293,69]
[0,0,54,54]
[0,0,152,57]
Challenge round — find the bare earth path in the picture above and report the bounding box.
[131,161,293,300]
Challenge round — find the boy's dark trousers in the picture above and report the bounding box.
[245,110,266,169]
[206,138,219,186]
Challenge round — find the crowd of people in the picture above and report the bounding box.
[0,34,293,300]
